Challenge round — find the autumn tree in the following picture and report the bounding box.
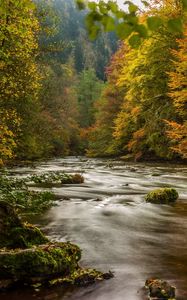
[85,43,128,157]
[77,69,104,128]
[39,57,81,156]
[86,0,186,161]
[0,110,20,165]
[0,0,42,160]
[166,27,187,158]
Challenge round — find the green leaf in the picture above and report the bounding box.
[147,16,163,31]
[102,16,115,31]
[115,11,127,19]
[88,2,97,11]
[91,11,102,22]
[124,1,138,14]
[76,0,86,10]
[135,24,148,38]
[141,0,149,7]
[167,18,183,33]
[98,2,108,14]
[107,1,118,13]
[126,14,138,25]
[116,23,133,39]
[89,25,100,40]
[85,14,94,27]
[129,3,138,13]
[128,34,141,48]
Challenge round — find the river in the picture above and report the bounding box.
[1,157,187,300]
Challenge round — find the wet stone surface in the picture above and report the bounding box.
[145,278,175,299]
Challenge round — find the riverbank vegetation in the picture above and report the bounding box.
[0,0,116,165]
[0,171,84,214]
[82,0,187,161]
[0,174,55,214]
[0,0,186,167]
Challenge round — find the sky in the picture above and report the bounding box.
[116,0,143,8]
[93,0,143,10]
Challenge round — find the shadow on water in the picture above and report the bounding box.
[1,157,187,300]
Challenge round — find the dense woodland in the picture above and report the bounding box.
[0,0,117,163]
[0,0,187,165]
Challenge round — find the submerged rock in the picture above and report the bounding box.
[145,278,176,299]
[145,188,178,204]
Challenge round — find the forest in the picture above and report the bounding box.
[0,1,187,299]
[0,0,186,165]
[0,0,117,163]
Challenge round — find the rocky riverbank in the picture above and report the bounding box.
[0,201,113,291]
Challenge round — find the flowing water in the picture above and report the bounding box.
[1,157,187,300]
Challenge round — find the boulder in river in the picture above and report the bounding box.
[145,188,178,204]
[0,200,48,249]
[145,278,176,299]
[0,242,81,283]
[0,201,112,291]
[49,269,114,287]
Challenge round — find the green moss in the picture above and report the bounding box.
[49,268,114,287]
[0,226,48,249]
[0,201,48,249]
[0,242,81,282]
[28,172,84,185]
[0,201,113,291]
[0,172,84,216]
[9,223,48,249]
[0,175,55,214]
[145,188,178,204]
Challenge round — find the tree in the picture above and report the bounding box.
[77,69,104,128]
[0,110,20,165]
[166,26,187,158]
[85,43,127,157]
[39,58,81,156]
[85,1,185,160]
[0,0,42,161]
[38,0,117,80]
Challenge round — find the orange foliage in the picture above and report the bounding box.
[128,128,146,160]
[165,120,187,158]
[168,28,187,116]
[166,26,187,158]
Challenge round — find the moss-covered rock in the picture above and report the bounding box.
[0,242,81,283]
[49,268,114,287]
[0,201,113,291]
[0,202,82,288]
[0,201,48,249]
[145,188,178,204]
[66,173,84,184]
[0,175,55,214]
[145,278,176,299]
[28,172,84,186]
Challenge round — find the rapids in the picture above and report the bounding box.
[1,157,187,300]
